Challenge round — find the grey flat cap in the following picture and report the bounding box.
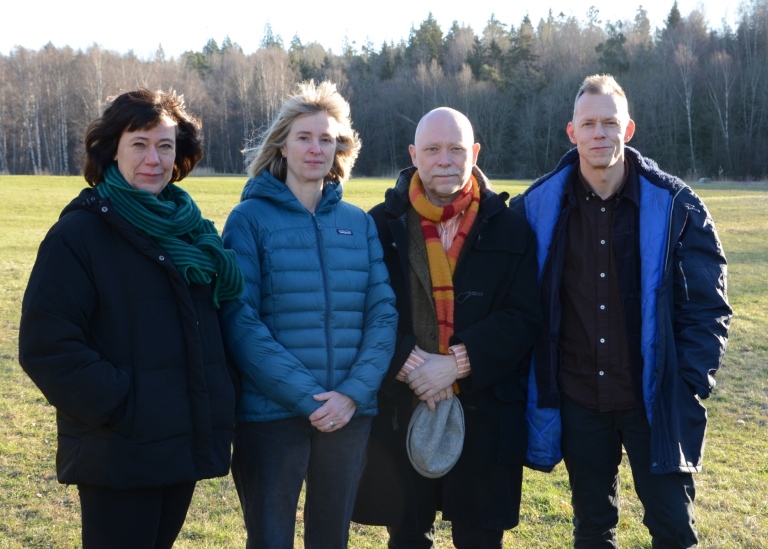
[406,397,465,479]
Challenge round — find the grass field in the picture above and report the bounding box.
[1,175,766,548]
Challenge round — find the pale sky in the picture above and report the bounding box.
[3,0,737,60]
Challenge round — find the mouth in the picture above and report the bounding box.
[431,172,461,178]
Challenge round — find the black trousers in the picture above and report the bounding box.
[561,396,698,549]
[78,482,196,549]
[386,478,505,549]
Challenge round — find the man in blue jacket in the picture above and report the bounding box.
[511,74,731,547]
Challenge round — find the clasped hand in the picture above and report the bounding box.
[405,346,458,411]
[309,391,356,432]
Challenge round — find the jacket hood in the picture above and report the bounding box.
[241,169,343,214]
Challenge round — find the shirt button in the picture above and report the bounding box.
[600,239,606,245]
[601,207,606,212]
[600,338,605,343]
[159,255,165,261]
[600,305,606,310]
[599,371,605,376]
[101,206,108,213]
[600,273,605,278]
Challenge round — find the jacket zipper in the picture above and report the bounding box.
[661,187,685,278]
[678,262,689,300]
[313,213,334,390]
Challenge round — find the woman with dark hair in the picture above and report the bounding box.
[19,88,243,548]
[220,80,397,548]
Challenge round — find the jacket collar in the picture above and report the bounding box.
[242,169,342,214]
[385,165,502,218]
[562,157,641,209]
[531,146,686,198]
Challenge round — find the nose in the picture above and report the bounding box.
[594,123,607,138]
[437,148,451,165]
[308,139,322,154]
[144,146,160,165]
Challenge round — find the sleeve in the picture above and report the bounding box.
[18,224,131,428]
[220,208,326,418]
[396,349,426,381]
[452,218,543,393]
[672,192,732,399]
[333,214,398,410]
[449,344,472,378]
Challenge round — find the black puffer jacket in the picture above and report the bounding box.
[19,187,236,488]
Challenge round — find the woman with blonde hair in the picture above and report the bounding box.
[220,80,397,548]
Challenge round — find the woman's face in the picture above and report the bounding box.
[280,111,338,187]
[114,116,177,196]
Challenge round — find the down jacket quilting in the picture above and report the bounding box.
[220,170,397,422]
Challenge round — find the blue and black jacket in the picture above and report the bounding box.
[511,147,731,474]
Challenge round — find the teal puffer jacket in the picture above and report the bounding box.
[220,170,397,422]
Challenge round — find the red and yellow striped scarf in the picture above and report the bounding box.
[409,172,480,354]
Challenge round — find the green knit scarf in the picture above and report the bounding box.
[97,164,244,308]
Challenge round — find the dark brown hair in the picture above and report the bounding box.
[83,88,203,185]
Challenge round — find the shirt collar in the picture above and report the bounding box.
[565,158,640,207]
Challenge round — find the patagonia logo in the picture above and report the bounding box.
[337,229,353,235]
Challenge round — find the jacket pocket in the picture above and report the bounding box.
[105,363,135,437]
[130,369,192,442]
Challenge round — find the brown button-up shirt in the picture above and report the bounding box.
[559,163,638,412]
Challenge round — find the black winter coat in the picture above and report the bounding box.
[352,167,542,531]
[19,187,236,488]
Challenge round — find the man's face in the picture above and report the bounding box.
[566,92,635,172]
[409,109,480,207]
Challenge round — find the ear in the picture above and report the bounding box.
[566,122,577,144]
[624,119,636,143]
[409,144,417,166]
[471,142,481,165]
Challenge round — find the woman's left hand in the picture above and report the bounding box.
[309,391,357,432]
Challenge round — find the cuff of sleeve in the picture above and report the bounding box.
[449,344,471,379]
[396,349,427,381]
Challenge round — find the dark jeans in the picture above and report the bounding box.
[232,416,372,549]
[561,396,698,549]
[78,482,195,549]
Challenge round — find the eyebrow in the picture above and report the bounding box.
[580,114,620,122]
[295,130,335,137]
[129,134,175,141]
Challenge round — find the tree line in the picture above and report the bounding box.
[1,0,767,180]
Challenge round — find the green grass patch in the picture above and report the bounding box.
[1,175,766,548]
